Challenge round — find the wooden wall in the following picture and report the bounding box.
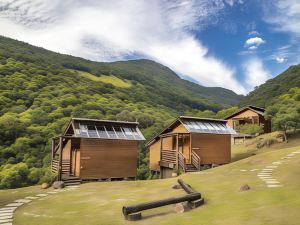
[172,124,188,133]
[149,140,161,171]
[191,133,231,164]
[79,139,138,179]
[62,139,71,160]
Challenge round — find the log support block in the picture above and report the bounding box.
[125,212,142,221]
[188,198,204,209]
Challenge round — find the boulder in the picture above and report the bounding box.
[240,184,251,192]
[52,181,65,189]
[171,184,181,189]
[41,183,50,189]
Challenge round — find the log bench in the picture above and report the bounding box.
[122,179,204,221]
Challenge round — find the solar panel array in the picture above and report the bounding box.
[74,123,145,140]
[182,120,236,134]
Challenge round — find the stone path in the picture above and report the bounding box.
[0,186,79,225]
[257,150,300,188]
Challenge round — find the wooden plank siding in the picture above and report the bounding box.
[62,139,71,161]
[79,139,138,179]
[191,133,231,165]
[149,140,161,171]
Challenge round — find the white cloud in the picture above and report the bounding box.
[0,0,247,94]
[275,57,285,63]
[243,58,270,90]
[248,46,257,50]
[248,30,260,36]
[245,37,266,48]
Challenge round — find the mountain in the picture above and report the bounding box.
[240,64,300,107]
[0,35,242,187]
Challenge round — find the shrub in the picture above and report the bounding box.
[236,124,264,135]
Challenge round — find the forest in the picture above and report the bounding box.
[0,36,299,189]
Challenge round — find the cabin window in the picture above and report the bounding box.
[87,125,98,138]
[114,126,126,139]
[122,127,135,139]
[79,124,89,137]
[96,126,109,138]
[106,126,117,139]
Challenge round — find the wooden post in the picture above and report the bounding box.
[159,137,163,179]
[51,138,54,172]
[178,179,197,194]
[176,134,179,171]
[58,136,63,181]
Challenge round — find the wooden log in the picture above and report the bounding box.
[174,203,185,213]
[122,192,201,216]
[125,212,142,221]
[187,198,204,209]
[177,179,197,195]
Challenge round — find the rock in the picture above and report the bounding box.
[174,203,185,213]
[240,184,251,191]
[41,183,49,189]
[171,184,181,189]
[171,172,178,177]
[52,181,65,189]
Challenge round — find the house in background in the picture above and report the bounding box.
[146,116,236,179]
[51,118,145,185]
[224,105,271,133]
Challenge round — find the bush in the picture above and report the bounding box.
[236,124,264,135]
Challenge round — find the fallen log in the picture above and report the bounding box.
[122,192,201,216]
[178,179,196,194]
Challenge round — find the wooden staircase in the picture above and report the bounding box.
[62,174,82,186]
[185,164,198,172]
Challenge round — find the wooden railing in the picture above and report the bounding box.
[191,150,201,171]
[161,150,177,164]
[178,151,186,172]
[51,159,59,173]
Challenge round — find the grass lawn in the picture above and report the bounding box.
[9,134,300,225]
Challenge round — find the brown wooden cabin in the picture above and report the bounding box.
[51,118,145,184]
[146,116,236,179]
[224,105,271,133]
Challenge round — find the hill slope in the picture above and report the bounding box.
[0,35,242,186]
[240,64,300,107]
[1,135,300,225]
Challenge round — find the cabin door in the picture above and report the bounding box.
[71,148,76,175]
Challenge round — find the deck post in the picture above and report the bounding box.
[176,134,179,171]
[58,136,63,181]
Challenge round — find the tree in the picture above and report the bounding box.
[265,88,300,142]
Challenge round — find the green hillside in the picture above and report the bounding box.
[0,36,243,188]
[240,64,300,107]
[1,134,300,225]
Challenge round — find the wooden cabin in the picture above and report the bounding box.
[146,116,236,179]
[51,118,145,184]
[224,105,271,133]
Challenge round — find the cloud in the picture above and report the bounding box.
[245,37,266,48]
[248,30,260,36]
[0,0,247,94]
[243,58,270,90]
[248,46,257,50]
[275,57,285,63]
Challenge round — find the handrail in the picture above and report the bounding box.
[178,151,186,172]
[191,150,201,171]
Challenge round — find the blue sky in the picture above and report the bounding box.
[0,0,299,95]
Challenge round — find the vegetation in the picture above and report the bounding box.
[235,124,264,135]
[1,134,299,225]
[240,64,300,107]
[0,36,244,188]
[265,87,300,142]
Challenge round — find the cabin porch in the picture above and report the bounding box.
[159,133,201,178]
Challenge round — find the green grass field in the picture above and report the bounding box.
[70,70,132,88]
[1,133,300,225]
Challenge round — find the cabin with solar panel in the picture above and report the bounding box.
[51,118,145,185]
[146,116,236,179]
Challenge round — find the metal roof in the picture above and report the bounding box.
[63,118,145,141]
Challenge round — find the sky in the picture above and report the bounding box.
[0,0,299,95]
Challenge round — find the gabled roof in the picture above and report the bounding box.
[146,116,236,146]
[62,118,145,141]
[224,105,265,120]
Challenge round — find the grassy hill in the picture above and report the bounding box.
[240,64,300,107]
[0,35,244,186]
[1,133,300,225]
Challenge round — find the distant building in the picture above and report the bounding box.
[146,116,236,179]
[51,118,145,185]
[224,105,271,133]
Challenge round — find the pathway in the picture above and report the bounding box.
[257,150,300,188]
[0,186,79,225]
